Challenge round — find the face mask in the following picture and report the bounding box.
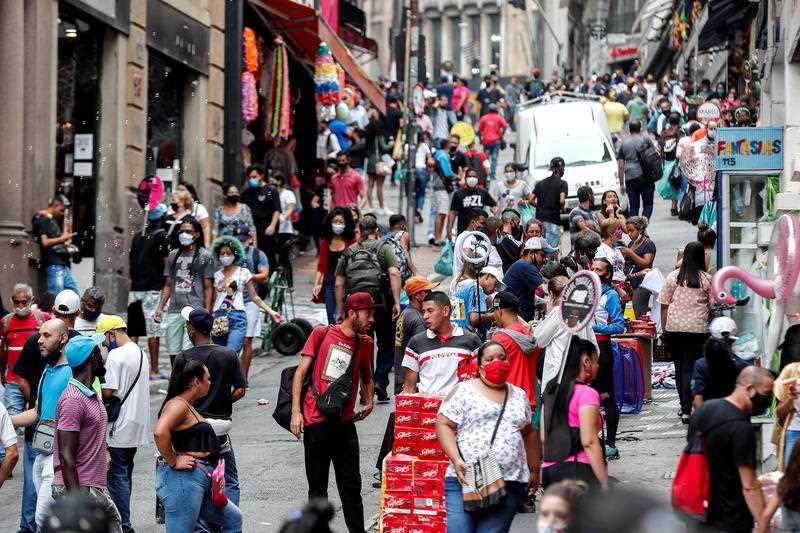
[332,223,346,235]
[226,194,240,203]
[82,309,101,322]
[466,177,479,188]
[482,359,511,385]
[537,520,567,533]
[716,88,725,97]
[750,391,772,415]
[504,172,515,182]
[219,255,235,267]
[248,178,261,188]
[14,305,31,317]
[178,232,195,247]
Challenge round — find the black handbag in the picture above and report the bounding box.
[679,185,696,221]
[310,334,359,419]
[104,348,143,432]
[668,166,682,190]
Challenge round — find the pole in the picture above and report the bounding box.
[405,0,419,246]
[224,0,244,186]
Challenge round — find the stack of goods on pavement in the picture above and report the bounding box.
[380,393,449,533]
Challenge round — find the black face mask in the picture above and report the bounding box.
[511,225,523,240]
[170,202,179,211]
[226,194,240,203]
[83,309,101,322]
[751,392,772,415]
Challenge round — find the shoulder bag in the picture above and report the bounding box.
[310,334,360,419]
[461,384,509,512]
[31,375,56,454]
[104,348,144,433]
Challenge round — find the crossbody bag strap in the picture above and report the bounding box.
[489,384,510,446]
[308,325,332,399]
[119,348,144,408]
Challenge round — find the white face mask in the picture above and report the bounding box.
[504,172,516,182]
[178,232,195,246]
[14,305,31,317]
[332,223,346,235]
[466,177,479,188]
[219,255,235,267]
[537,520,567,533]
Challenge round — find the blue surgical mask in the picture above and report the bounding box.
[248,178,261,188]
[108,340,118,351]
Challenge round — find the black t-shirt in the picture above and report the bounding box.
[477,88,502,115]
[14,329,80,442]
[497,235,522,272]
[689,399,756,531]
[242,185,281,228]
[533,176,568,225]
[129,227,170,291]
[450,188,496,233]
[448,150,469,176]
[176,344,246,420]
[32,212,68,267]
[624,237,657,289]
[386,107,403,133]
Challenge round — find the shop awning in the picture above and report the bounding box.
[249,0,385,114]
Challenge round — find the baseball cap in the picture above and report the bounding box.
[488,103,498,112]
[404,276,439,296]
[181,306,213,335]
[95,315,127,335]
[523,237,556,254]
[709,316,738,341]
[344,292,381,312]
[148,203,168,221]
[479,265,506,291]
[53,290,80,315]
[489,291,519,311]
[231,223,252,243]
[65,334,105,368]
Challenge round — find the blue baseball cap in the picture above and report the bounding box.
[64,334,105,368]
[148,203,168,220]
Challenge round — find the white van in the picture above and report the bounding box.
[516,98,621,224]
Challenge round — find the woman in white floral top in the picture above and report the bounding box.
[436,341,540,532]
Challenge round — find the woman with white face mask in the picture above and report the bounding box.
[490,163,534,212]
[312,208,357,324]
[536,479,588,533]
[210,236,282,352]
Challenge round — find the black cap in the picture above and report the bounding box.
[231,223,251,243]
[549,157,565,170]
[489,291,519,311]
[181,306,213,335]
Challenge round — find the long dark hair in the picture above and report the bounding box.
[322,207,356,242]
[544,337,598,432]
[701,337,738,400]
[159,357,207,416]
[677,241,706,288]
[779,440,800,511]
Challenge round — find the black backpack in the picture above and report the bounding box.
[636,138,663,183]
[343,242,385,295]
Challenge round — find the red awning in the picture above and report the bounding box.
[249,0,385,114]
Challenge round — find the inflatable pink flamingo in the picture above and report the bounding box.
[712,214,800,366]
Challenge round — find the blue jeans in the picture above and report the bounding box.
[626,177,655,219]
[45,264,80,295]
[19,442,39,533]
[543,222,561,250]
[155,460,242,533]
[785,430,800,469]
[415,168,430,212]
[107,447,137,533]
[444,477,527,533]
[324,275,337,325]
[485,141,502,180]
[195,442,240,532]
[212,310,247,353]
[1,382,24,465]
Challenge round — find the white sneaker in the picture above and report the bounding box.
[381,206,394,216]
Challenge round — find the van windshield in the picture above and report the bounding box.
[533,137,612,168]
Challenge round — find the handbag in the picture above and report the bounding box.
[32,419,57,454]
[196,459,227,508]
[104,348,143,431]
[679,185,696,221]
[211,315,230,337]
[460,385,509,512]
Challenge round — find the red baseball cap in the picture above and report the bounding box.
[344,292,380,311]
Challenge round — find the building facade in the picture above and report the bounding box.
[0,0,225,311]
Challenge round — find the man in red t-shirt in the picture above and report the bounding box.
[0,284,49,415]
[290,292,376,533]
[476,103,509,180]
[329,152,365,209]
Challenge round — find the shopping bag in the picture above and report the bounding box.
[698,200,717,230]
[679,185,696,221]
[434,241,454,277]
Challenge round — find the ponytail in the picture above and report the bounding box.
[158,356,206,416]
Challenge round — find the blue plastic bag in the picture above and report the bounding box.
[434,241,454,277]
[612,343,645,414]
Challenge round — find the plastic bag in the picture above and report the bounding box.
[434,241,454,277]
[518,204,536,225]
[698,200,717,230]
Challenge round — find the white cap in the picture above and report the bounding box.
[709,316,738,341]
[53,290,80,315]
[479,265,506,291]
[523,237,556,254]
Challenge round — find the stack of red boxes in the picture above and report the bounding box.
[380,393,449,533]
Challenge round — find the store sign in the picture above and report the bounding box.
[147,0,209,75]
[610,47,639,60]
[559,271,601,333]
[64,0,130,33]
[716,127,784,171]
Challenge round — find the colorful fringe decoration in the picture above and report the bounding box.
[267,37,291,139]
[243,28,259,73]
[241,71,258,124]
[314,42,340,121]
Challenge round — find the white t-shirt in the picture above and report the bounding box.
[415,143,431,169]
[0,402,17,449]
[192,202,209,222]
[595,242,626,282]
[74,314,107,337]
[490,179,532,211]
[278,189,297,234]
[213,267,253,312]
[102,342,150,447]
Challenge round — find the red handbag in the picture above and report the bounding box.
[197,459,227,508]
[671,434,710,517]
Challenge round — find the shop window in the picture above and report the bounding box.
[490,14,501,71]
[432,17,442,79]
[607,0,640,34]
[451,16,461,67]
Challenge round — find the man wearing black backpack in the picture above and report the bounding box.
[335,217,401,404]
[290,292,376,533]
[617,121,657,219]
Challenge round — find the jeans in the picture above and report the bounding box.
[373,304,395,390]
[1,382,24,464]
[543,222,561,250]
[415,168,430,212]
[195,441,240,533]
[626,178,655,219]
[664,331,708,415]
[303,421,364,533]
[785,430,800,469]
[324,275,337,325]
[33,452,55,528]
[212,310,247,354]
[444,477,527,533]
[107,447,137,533]
[45,264,80,296]
[428,187,440,236]
[155,460,242,533]
[485,141,502,180]
[19,442,39,533]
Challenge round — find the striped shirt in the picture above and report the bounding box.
[401,326,482,395]
[53,380,108,488]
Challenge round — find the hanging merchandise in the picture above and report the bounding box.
[267,37,291,139]
[242,28,259,74]
[241,71,258,124]
[314,42,340,121]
